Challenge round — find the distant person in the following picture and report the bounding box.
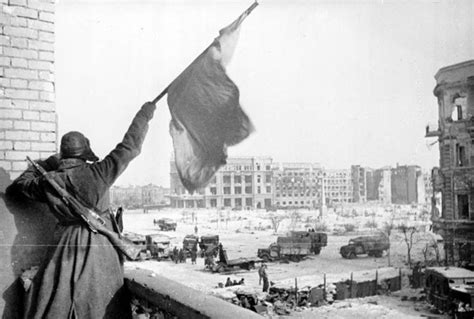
[261,264,269,292]
[194,225,198,234]
[258,263,266,285]
[173,246,178,264]
[225,277,232,287]
[191,246,197,265]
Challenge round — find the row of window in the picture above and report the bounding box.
[210,198,253,207]
[276,193,318,197]
[210,186,272,195]
[276,200,312,206]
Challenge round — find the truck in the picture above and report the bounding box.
[199,235,220,257]
[289,231,328,255]
[424,267,474,316]
[257,236,312,262]
[182,234,199,256]
[211,244,261,273]
[339,234,389,259]
[154,218,177,231]
[145,234,171,260]
[122,231,170,260]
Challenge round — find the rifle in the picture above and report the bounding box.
[26,156,141,261]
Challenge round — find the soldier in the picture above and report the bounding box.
[172,246,179,264]
[191,245,197,265]
[7,102,156,318]
[261,264,269,292]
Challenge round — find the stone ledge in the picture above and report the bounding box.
[124,267,262,319]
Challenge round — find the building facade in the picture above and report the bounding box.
[170,157,274,210]
[351,165,367,203]
[323,169,353,205]
[426,60,474,265]
[273,162,323,209]
[391,164,421,205]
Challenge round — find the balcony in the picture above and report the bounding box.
[124,267,261,318]
[425,123,441,137]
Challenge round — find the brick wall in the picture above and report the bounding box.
[0,0,57,317]
[1,0,57,179]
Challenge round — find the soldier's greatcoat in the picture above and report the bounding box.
[7,103,155,319]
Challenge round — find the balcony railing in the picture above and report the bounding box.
[124,267,262,319]
[425,123,441,137]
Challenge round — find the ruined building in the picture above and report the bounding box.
[426,60,474,265]
[323,169,353,205]
[273,162,323,209]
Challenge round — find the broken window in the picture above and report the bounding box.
[235,198,242,207]
[234,187,241,194]
[450,95,467,121]
[234,175,241,184]
[224,198,231,207]
[457,194,469,219]
[245,198,252,207]
[224,187,231,194]
[210,187,217,195]
[456,144,468,167]
[223,175,231,184]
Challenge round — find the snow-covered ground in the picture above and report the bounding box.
[123,206,445,318]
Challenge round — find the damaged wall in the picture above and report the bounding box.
[0,0,57,316]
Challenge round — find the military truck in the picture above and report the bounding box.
[340,234,389,259]
[146,234,171,260]
[122,231,170,260]
[289,231,328,255]
[199,235,220,257]
[424,267,474,315]
[211,243,261,273]
[257,236,312,262]
[155,218,177,231]
[182,234,199,256]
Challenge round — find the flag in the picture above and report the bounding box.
[168,2,258,193]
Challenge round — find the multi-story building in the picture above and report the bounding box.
[273,163,324,209]
[141,184,170,206]
[391,164,422,205]
[426,60,474,265]
[323,169,353,205]
[351,165,367,203]
[110,185,143,208]
[170,157,274,209]
[366,167,393,204]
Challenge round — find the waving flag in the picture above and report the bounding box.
[167,2,258,192]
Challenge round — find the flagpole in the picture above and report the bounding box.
[150,1,259,105]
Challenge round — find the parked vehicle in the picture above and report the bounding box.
[211,244,260,273]
[182,234,199,256]
[154,218,177,231]
[257,236,312,262]
[122,231,170,260]
[424,267,474,316]
[289,231,327,255]
[146,234,171,260]
[339,234,389,259]
[199,235,220,257]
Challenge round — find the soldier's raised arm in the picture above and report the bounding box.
[93,101,156,186]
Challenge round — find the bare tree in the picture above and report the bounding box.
[383,213,396,267]
[268,213,285,234]
[399,224,418,268]
[289,210,302,231]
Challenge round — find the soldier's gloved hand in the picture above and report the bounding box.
[42,153,61,171]
[141,102,156,120]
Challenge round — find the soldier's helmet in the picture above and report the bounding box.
[60,131,99,162]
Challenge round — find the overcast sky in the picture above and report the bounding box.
[55,0,474,186]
